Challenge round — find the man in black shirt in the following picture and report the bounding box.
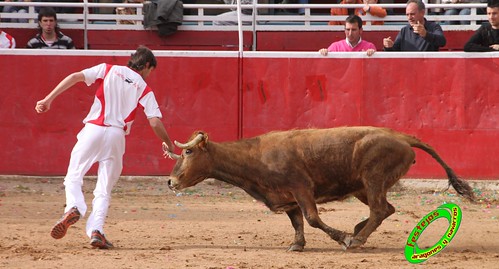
[464,0,499,52]
[383,0,446,51]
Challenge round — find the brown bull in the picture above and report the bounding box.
[167,126,474,251]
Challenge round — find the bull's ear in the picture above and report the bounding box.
[197,131,209,151]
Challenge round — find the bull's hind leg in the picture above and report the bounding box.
[292,189,351,249]
[352,191,370,236]
[346,134,414,249]
[285,207,306,252]
[351,190,395,236]
[350,190,395,248]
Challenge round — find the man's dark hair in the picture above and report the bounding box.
[38,7,58,22]
[488,0,499,8]
[345,15,363,29]
[128,46,157,71]
[407,0,425,10]
[37,7,60,34]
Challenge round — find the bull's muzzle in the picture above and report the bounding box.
[167,176,180,193]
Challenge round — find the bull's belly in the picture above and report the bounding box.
[264,191,354,213]
[264,192,299,212]
[314,180,364,204]
[315,195,351,204]
[268,195,350,212]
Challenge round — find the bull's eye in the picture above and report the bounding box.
[185,149,193,155]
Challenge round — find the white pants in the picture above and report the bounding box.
[63,123,125,238]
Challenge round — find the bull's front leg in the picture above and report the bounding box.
[292,190,352,250]
[285,207,306,251]
[317,219,353,250]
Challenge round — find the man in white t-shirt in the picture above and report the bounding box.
[35,46,175,249]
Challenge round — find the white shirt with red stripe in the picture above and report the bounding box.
[81,63,162,135]
[0,31,16,48]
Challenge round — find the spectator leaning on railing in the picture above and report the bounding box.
[464,0,499,51]
[26,7,75,49]
[383,0,446,51]
[320,15,376,56]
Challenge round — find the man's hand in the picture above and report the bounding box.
[366,49,375,57]
[490,44,499,51]
[319,48,329,56]
[412,21,427,38]
[35,99,51,113]
[162,142,176,159]
[383,36,394,48]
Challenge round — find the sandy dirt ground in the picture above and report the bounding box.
[0,176,498,269]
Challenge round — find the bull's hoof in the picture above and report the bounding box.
[287,244,304,252]
[348,238,364,249]
[339,235,353,251]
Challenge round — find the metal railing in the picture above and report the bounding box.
[0,1,488,32]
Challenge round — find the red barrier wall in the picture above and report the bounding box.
[241,54,498,179]
[0,51,497,179]
[0,52,240,176]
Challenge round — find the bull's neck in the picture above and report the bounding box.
[208,141,266,200]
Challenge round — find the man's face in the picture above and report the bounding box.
[39,16,56,35]
[344,22,362,44]
[406,3,425,26]
[487,7,499,29]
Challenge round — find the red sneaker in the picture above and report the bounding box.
[90,230,114,249]
[50,206,81,239]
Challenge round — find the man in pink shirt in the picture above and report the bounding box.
[320,15,376,57]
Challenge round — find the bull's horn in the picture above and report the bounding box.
[163,142,181,160]
[175,133,204,149]
[166,151,181,160]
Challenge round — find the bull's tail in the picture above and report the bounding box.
[398,133,475,202]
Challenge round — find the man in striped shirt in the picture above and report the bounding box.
[26,7,75,49]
